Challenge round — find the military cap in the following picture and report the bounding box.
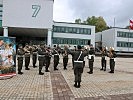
[54,45,56,47]
[18,44,22,47]
[90,44,93,46]
[77,45,82,49]
[40,43,45,46]
[25,43,28,45]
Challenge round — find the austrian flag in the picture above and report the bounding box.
[130,20,133,30]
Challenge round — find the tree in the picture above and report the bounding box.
[75,18,82,24]
[75,16,108,32]
[125,26,130,29]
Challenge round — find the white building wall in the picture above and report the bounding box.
[0,0,2,4]
[115,28,133,52]
[2,0,53,29]
[102,28,115,49]
[101,28,133,52]
[95,32,102,42]
[0,0,2,21]
[53,22,95,47]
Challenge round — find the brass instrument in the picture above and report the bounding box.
[24,46,31,53]
[46,48,52,57]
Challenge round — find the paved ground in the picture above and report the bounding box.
[0,56,133,100]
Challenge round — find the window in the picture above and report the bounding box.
[60,27,65,33]
[72,28,77,33]
[77,28,80,34]
[65,27,68,33]
[80,28,84,34]
[53,26,57,32]
[84,29,88,34]
[53,26,91,35]
[57,26,61,32]
[68,27,73,33]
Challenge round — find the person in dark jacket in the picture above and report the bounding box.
[69,45,88,88]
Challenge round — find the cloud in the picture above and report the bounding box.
[54,0,133,27]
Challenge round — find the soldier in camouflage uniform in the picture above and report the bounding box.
[52,45,60,70]
[17,44,25,74]
[32,45,38,68]
[62,45,69,70]
[69,45,88,88]
[100,47,107,71]
[108,47,117,73]
[38,43,46,75]
[45,47,52,72]
[24,43,31,70]
[87,44,95,74]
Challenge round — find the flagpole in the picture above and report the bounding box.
[114,17,116,51]
[114,18,115,28]
[128,19,130,52]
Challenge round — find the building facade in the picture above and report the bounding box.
[53,22,95,48]
[0,0,95,47]
[96,28,133,52]
[0,0,2,27]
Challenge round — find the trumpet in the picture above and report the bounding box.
[63,50,67,57]
[108,51,113,58]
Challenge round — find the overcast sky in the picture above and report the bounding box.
[53,0,133,28]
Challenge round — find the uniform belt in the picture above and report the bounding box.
[38,55,45,57]
[54,54,59,56]
[33,52,37,54]
[74,61,83,63]
[87,55,94,59]
[17,55,24,57]
[111,58,114,59]
[25,53,30,54]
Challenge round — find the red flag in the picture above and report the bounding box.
[130,20,133,30]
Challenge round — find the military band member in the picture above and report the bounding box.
[57,44,61,55]
[100,47,107,71]
[24,43,31,70]
[32,45,38,68]
[62,45,69,70]
[45,47,52,72]
[108,47,117,73]
[69,45,88,88]
[17,44,25,74]
[38,43,46,75]
[52,45,60,70]
[87,44,95,74]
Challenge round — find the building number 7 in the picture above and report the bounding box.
[32,5,41,17]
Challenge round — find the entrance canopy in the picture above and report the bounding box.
[8,27,48,37]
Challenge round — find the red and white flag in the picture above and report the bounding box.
[130,20,133,30]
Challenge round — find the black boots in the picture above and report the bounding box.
[77,82,81,88]
[74,82,81,88]
[25,67,30,70]
[109,71,114,73]
[100,68,103,70]
[74,82,77,87]
[39,72,44,75]
[87,71,93,74]
[18,71,23,75]
[39,70,44,75]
